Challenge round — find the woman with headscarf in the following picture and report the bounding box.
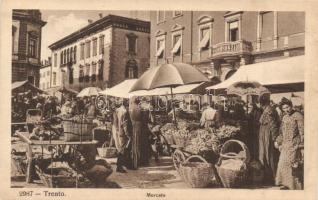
[275,98,304,190]
[258,95,280,185]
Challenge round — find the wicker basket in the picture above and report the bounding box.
[11,155,27,176]
[62,119,96,142]
[179,155,215,188]
[35,166,77,188]
[216,139,250,188]
[173,135,190,148]
[163,134,175,145]
[97,141,118,158]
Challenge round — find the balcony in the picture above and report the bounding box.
[211,40,252,59]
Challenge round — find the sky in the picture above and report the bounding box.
[40,10,150,60]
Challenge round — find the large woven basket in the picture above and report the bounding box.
[35,166,77,188]
[97,141,117,158]
[179,155,215,188]
[62,119,95,142]
[173,135,190,148]
[216,139,250,188]
[163,134,175,145]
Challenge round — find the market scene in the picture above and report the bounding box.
[11,10,304,189]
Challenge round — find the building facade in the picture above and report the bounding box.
[12,9,46,87]
[150,11,305,81]
[39,57,53,90]
[48,15,150,91]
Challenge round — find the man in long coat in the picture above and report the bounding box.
[258,95,280,185]
[112,99,131,173]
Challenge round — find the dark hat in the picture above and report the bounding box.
[279,97,293,108]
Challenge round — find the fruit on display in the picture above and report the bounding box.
[185,129,221,155]
[215,125,240,140]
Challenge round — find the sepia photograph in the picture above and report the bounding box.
[1,0,318,199]
[10,9,305,190]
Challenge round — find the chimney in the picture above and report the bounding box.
[99,13,103,19]
[88,19,93,24]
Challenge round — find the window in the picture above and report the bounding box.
[12,26,17,53]
[92,39,97,56]
[99,35,104,55]
[63,50,66,64]
[157,11,165,24]
[85,65,90,82]
[92,63,97,75]
[60,52,63,65]
[173,11,182,18]
[67,48,70,63]
[52,72,56,86]
[228,21,239,41]
[28,38,37,58]
[92,63,97,81]
[86,41,91,58]
[199,27,210,50]
[224,12,242,42]
[98,61,104,80]
[126,33,137,54]
[70,47,73,62]
[156,39,165,58]
[80,43,85,60]
[73,46,77,62]
[79,69,84,82]
[54,53,57,67]
[47,71,50,76]
[69,68,73,84]
[172,34,181,56]
[126,59,138,79]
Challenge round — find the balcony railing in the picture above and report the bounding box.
[212,40,252,58]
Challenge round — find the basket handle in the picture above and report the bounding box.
[219,152,246,160]
[185,155,208,163]
[220,139,250,163]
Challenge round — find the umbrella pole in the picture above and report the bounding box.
[170,87,177,125]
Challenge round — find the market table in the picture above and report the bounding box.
[16,131,98,184]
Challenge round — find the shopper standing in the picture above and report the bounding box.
[275,98,304,189]
[258,95,280,185]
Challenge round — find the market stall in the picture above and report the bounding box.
[13,115,112,188]
[12,80,47,95]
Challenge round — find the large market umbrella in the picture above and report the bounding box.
[129,63,209,123]
[77,87,101,97]
[226,81,270,118]
[130,63,209,91]
[227,81,270,97]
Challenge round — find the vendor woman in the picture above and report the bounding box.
[200,103,217,129]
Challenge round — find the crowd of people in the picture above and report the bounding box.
[11,90,304,189]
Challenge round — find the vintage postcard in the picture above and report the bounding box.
[1,0,318,199]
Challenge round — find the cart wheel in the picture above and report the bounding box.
[172,149,185,171]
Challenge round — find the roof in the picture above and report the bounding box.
[48,15,150,50]
[12,80,28,90]
[100,79,138,98]
[206,55,304,90]
[12,80,47,94]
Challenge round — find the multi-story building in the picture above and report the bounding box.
[150,11,304,81]
[39,57,53,90]
[48,14,150,92]
[12,9,46,87]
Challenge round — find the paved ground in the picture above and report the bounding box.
[11,136,280,189]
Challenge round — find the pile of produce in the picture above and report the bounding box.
[160,123,177,144]
[173,129,193,148]
[185,129,221,155]
[215,125,240,141]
